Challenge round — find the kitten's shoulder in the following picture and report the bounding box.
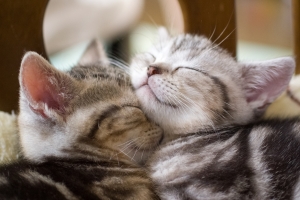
[252,117,300,130]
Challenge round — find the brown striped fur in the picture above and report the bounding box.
[0,41,162,199]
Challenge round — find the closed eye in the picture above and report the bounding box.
[174,67,207,75]
[88,105,121,138]
[143,53,156,62]
[121,104,141,110]
[147,53,156,59]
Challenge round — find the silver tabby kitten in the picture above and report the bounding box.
[130,28,300,200]
[0,41,162,199]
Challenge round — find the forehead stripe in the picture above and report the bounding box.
[88,105,121,138]
[210,76,231,122]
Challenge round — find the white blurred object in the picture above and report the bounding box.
[44,0,144,55]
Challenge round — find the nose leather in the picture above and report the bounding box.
[147,66,161,77]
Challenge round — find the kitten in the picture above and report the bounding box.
[0,41,162,199]
[130,29,300,199]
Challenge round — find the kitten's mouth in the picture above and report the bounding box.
[141,84,178,109]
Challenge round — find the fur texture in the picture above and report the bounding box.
[0,41,162,199]
[130,29,299,199]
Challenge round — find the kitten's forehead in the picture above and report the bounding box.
[152,34,222,68]
[68,63,136,109]
[157,35,211,56]
[69,63,129,83]
[151,34,238,74]
[71,80,137,110]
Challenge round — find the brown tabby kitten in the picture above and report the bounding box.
[0,41,162,200]
[130,28,300,200]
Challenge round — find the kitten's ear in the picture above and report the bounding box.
[158,27,171,41]
[20,52,77,118]
[241,57,295,115]
[79,39,108,65]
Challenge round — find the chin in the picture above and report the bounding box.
[130,68,148,90]
[137,84,153,96]
[136,85,159,109]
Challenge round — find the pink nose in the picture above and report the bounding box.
[147,66,161,77]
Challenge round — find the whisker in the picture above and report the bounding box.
[211,11,234,45]
[208,24,217,41]
[141,148,145,161]
[210,28,237,52]
[119,137,140,148]
[176,90,216,130]
[108,55,129,66]
[146,13,159,30]
[108,59,130,74]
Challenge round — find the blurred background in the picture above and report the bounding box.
[43,0,293,70]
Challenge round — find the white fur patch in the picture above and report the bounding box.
[292,176,300,199]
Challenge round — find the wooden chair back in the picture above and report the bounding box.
[0,0,298,112]
[0,0,49,112]
[293,0,300,74]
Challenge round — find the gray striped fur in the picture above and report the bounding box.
[130,29,298,199]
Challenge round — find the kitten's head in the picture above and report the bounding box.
[18,41,162,165]
[130,28,295,136]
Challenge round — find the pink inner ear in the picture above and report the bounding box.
[244,57,295,109]
[22,58,62,112]
[247,77,288,103]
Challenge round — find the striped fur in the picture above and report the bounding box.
[130,29,298,199]
[148,119,300,200]
[0,157,157,200]
[130,31,294,139]
[0,45,162,199]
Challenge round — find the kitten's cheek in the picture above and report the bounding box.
[147,78,159,95]
[136,85,152,99]
[130,67,148,89]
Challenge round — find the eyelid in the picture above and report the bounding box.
[172,67,180,74]
[89,105,121,138]
[146,53,156,60]
[121,104,141,109]
[175,67,206,74]
[185,67,203,73]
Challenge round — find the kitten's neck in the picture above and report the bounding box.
[162,125,242,144]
